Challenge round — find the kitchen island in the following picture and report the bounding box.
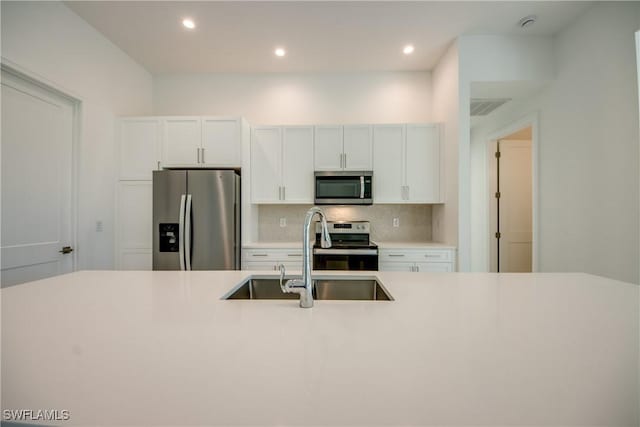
[2,271,638,425]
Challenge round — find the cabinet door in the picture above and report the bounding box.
[251,127,282,203]
[314,126,343,171]
[201,117,241,167]
[162,117,201,166]
[415,262,452,272]
[119,119,161,180]
[379,262,415,272]
[343,125,372,170]
[117,181,152,254]
[282,126,314,203]
[406,124,440,203]
[242,261,278,271]
[373,125,405,203]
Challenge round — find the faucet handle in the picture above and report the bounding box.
[278,263,286,292]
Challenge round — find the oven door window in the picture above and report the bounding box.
[316,177,361,199]
[313,254,378,271]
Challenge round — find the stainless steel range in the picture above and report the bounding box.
[313,221,378,271]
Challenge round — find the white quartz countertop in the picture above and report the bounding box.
[2,271,638,426]
[243,241,302,249]
[375,241,457,249]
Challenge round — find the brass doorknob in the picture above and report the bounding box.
[59,246,74,254]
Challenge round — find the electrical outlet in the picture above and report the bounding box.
[96,220,103,232]
[393,218,400,228]
[279,217,287,227]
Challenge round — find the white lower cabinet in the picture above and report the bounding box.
[116,181,153,270]
[242,248,303,271]
[378,247,456,272]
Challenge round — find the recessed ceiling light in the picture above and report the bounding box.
[518,15,537,29]
[403,45,415,55]
[182,18,196,30]
[275,48,286,57]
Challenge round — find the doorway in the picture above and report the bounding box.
[488,126,533,272]
[1,67,79,286]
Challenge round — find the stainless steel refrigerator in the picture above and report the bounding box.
[153,170,240,270]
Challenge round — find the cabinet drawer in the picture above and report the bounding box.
[242,260,303,271]
[415,262,453,273]
[243,248,303,262]
[379,249,452,263]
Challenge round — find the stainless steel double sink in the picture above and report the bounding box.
[223,276,394,301]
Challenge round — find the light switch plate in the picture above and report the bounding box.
[279,217,287,227]
[393,218,400,227]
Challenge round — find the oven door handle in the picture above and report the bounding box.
[313,248,378,255]
[360,176,365,199]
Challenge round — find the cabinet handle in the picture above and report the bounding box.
[278,186,282,200]
[406,186,410,200]
[251,253,268,257]
[415,265,419,272]
[424,254,439,258]
[201,147,205,164]
[282,186,286,200]
[344,153,347,169]
[287,253,302,257]
[157,161,161,170]
[196,147,200,163]
[388,254,405,257]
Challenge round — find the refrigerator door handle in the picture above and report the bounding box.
[178,194,186,271]
[185,194,193,270]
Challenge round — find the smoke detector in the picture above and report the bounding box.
[518,15,537,29]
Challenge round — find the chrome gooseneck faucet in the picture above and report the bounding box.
[279,207,331,308]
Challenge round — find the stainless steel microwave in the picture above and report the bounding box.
[314,171,373,205]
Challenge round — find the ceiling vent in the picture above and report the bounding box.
[470,98,511,116]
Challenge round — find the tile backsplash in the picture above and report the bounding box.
[258,204,432,242]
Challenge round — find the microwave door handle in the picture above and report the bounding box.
[360,176,365,199]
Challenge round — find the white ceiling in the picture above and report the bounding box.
[66,1,594,74]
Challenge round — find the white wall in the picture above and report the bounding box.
[1,1,153,270]
[470,2,640,284]
[430,42,459,248]
[457,35,554,272]
[153,71,431,124]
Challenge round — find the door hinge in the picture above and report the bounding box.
[495,232,501,239]
[495,151,501,159]
[495,191,501,199]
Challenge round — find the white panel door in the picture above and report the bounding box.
[499,140,532,273]
[282,126,314,203]
[343,125,373,170]
[314,126,343,171]
[162,117,201,166]
[201,117,240,167]
[373,125,404,203]
[119,118,161,180]
[1,71,74,287]
[251,127,282,203]
[406,124,440,203]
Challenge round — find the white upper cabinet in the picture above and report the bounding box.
[162,117,201,166]
[373,125,405,203]
[251,126,314,204]
[118,118,161,180]
[343,125,373,170]
[251,127,282,203]
[373,124,441,204]
[405,124,440,203]
[314,126,343,171]
[201,117,241,167]
[282,126,314,203]
[162,116,242,167]
[314,125,372,171]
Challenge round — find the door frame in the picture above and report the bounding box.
[484,112,539,272]
[1,58,82,271]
